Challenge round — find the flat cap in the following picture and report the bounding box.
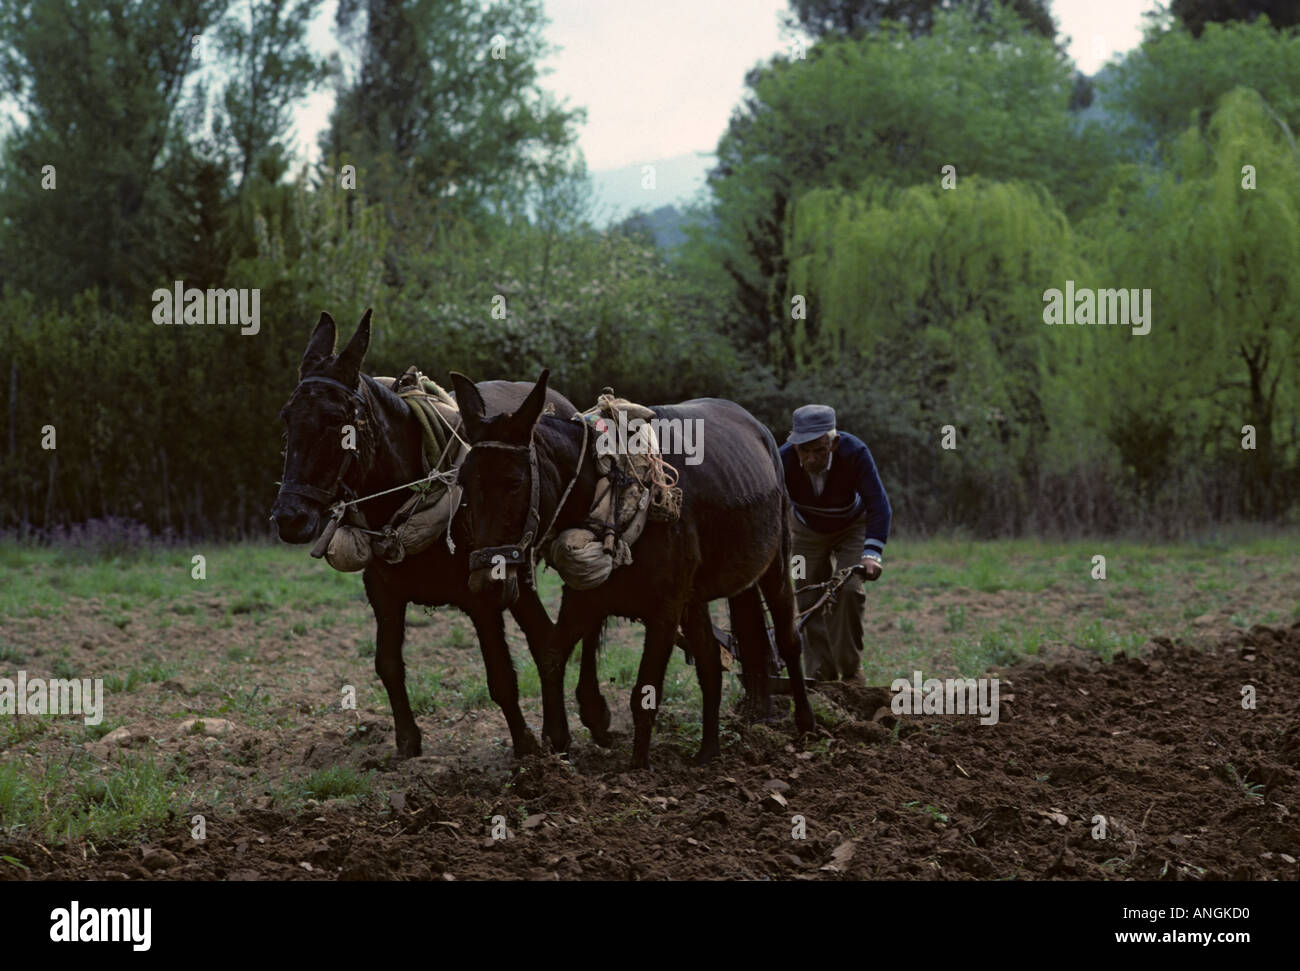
[788,404,836,445]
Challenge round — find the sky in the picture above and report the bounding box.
[292,0,1161,174]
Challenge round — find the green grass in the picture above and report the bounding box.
[102,660,179,694]
[0,754,184,841]
[0,543,363,621]
[275,766,375,805]
[407,669,446,716]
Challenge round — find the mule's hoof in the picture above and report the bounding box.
[579,700,612,747]
[629,754,653,771]
[692,744,720,765]
[741,699,776,725]
[543,734,572,757]
[794,709,816,736]
[512,731,542,758]
[396,736,422,759]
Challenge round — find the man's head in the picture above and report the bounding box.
[788,404,838,474]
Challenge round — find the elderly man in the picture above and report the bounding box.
[779,404,892,683]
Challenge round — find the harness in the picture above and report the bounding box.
[279,371,466,565]
[465,417,590,591]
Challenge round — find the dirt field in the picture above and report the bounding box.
[1,540,1298,881]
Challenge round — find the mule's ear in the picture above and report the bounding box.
[510,369,550,433]
[335,308,372,381]
[300,312,336,377]
[449,371,487,442]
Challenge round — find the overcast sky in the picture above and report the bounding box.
[294,0,1161,172]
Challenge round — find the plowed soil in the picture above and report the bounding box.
[4,621,1298,881]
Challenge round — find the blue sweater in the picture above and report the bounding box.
[779,432,891,557]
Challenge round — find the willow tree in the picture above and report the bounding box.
[785,177,1080,532]
[1085,87,1300,518]
[696,3,1117,382]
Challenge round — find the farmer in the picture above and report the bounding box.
[779,404,891,683]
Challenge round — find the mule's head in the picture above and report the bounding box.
[450,369,551,609]
[270,309,372,543]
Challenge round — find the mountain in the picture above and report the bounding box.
[589,152,714,227]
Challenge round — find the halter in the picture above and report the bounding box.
[465,417,589,591]
[465,437,542,586]
[277,375,369,507]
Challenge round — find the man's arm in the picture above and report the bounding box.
[851,438,891,579]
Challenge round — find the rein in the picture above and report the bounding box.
[466,415,590,590]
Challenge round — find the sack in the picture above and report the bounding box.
[324,483,462,572]
[546,391,679,588]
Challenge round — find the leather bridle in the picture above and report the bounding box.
[465,416,590,591]
[277,375,369,508]
[465,437,543,587]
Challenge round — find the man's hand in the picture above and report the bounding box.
[860,554,883,581]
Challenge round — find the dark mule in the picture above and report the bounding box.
[450,369,815,769]
[269,311,608,758]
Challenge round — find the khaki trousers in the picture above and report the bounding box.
[790,513,867,681]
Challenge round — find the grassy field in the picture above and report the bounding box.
[0,530,1296,849]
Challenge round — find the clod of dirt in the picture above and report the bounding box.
[178,717,234,737]
[91,726,151,748]
[141,847,178,871]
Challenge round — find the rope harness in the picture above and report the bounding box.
[290,375,680,591]
[296,368,469,571]
[545,391,683,589]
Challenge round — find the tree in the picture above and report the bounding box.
[1106,17,1300,154]
[783,177,1077,530]
[322,0,583,225]
[1171,0,1300,37]
[699,4,1115,377]
[214,0,331,187]
[0,0,224,306]
[1086,87,1300,516]
[785,0,1055,41]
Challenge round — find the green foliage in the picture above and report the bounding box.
[697,3,1120,387]
[0,0,225,306]
[1106,18,1300,153]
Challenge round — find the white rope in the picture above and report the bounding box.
[335,467,460,513]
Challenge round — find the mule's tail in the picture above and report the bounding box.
[757,421,793,573]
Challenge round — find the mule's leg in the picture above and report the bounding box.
[683,601,722,764]
[467,603,541,757]
[536,596,592,754]
[760,563,815,736]
[508,583,552,665]
[730,588,774,724]
[512,591,609,748]
[364,572,420,758]
[576,623,612,747]
[629,616,678,770]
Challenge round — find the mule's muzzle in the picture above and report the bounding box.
[270,495,320,544]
